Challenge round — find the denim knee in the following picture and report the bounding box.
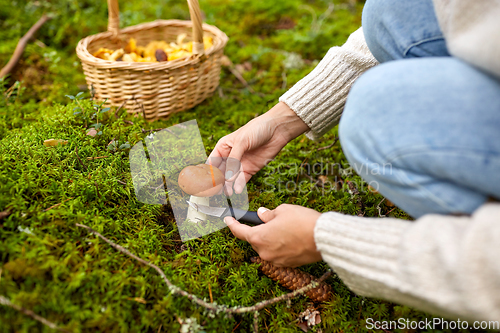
[340,59,500,217]
[362,0,397,62]
[339,74,380,183]
[362,0,449,63]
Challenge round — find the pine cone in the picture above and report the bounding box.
[250,257,332,302]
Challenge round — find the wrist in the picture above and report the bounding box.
[266,102,310,142]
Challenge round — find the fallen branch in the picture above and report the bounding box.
[253,311,259,333]
[0,15,52,79]
[0,295,70,332]
[76,223,332,332]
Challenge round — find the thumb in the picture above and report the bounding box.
[224,216,253,242]
[257,207,276,223]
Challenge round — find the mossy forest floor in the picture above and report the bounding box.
[0,0,484,332]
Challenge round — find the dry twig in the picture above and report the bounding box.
[44,197,74,212]
[253,311,259,333]
[221,56,263,96]
[0,295,70,332]
[386,207,397,215]
[228,66,258,94]
[0,15,52,79]
[317,137,339,151]
[94,182,101,199]
[346,180,364,216]
[74,147,87,171]
[376,198,386,217]
[86,156,108,160]
[114,99,128,119]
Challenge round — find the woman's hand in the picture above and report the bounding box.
[224,204,323,267]
[208,102,309,195]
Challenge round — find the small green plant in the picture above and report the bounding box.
[67,93,110,129]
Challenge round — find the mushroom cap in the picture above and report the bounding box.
[178,164,224,197]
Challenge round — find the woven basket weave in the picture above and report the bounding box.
[76,0,228,120]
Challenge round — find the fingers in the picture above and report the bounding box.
[226,148,245,182]
[224,216,253,242]
[257,207,275,223]
[233,171,247,194]
[207,135,234,168]
[209,135,231,158]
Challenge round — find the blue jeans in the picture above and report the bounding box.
[339,0,500,218]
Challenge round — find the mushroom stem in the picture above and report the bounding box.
[187,195,209,223]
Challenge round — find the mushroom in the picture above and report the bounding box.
[178,164,224,223]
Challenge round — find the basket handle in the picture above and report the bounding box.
[106,0,205,55]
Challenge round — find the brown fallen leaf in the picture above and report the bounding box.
[318,175,329,186]
[43,139,68,147]
[86,128,97,137]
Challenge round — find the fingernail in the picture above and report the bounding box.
[224,216,234,226]
[258,207,269,215]
[225,170,233,180]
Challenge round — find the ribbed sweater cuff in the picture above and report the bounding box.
[314,212,411,295]
[279,28,378,140]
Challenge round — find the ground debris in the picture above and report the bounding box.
[43,139,68,147]
[294,306,322,332]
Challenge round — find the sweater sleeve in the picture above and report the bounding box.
[279,28,378,140]
[314,203,500,322]
[432,0,500,78]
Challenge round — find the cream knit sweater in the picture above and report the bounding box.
[279,1,500,323]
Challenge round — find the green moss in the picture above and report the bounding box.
[0,0,481,332]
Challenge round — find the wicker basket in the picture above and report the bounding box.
[76,0,228,120]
